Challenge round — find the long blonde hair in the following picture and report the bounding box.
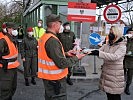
[110,26,123,42]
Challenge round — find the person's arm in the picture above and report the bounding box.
[0,39,5,58]
[0,38,9,56]
[99,44,106,51]
[20,38,26,59]
[0,38,9,72]
[72,32,76,48]
[99,45,126,61]
[45,37,79,69]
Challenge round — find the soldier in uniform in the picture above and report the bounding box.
[57,22,76,85]
[0,22,20,100]
[33,19,46,41]
[38,14,87,100]
[124,27,133,95]
[21,27,38,86]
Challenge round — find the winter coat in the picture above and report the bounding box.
[124,38,133,69]
[99,38,127,94]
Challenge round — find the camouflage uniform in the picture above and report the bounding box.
[124,38,133,90]
[124,27,133,95]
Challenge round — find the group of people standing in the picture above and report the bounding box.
[0,13,133,100]
[20,19,45,86]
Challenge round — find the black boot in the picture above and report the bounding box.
[8,96,12,100]
[66,77,73,85]
[31,77,36,85]
[125,84,130,95]
[25,78,29,86]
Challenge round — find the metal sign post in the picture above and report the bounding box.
[88,33,101,74]
[93,47,97,74]
[67,0,97,76]
[78,21,83,67]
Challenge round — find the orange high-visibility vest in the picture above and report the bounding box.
[0,32,4,68]
[0,32,4,38]
[0,35,20,69]
[38,33,68,80]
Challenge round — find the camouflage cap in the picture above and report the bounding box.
[46,14,61,25]
[63,22,70,26]
[6,22,17,29]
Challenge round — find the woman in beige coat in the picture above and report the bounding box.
[90,26,127,100]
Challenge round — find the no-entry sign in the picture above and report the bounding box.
[103,4,121,24]
[67,2,96,22]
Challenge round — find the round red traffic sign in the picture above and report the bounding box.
[103,4,121,24]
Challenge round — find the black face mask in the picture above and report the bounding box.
[108,33,115,40]
[108,33,115,46]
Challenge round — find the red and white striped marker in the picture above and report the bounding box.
[67,2,96,22]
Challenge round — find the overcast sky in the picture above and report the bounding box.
[1,0,11,4]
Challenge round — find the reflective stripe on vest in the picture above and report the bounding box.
[3,54,18,59]
[0,35,20,69]
[38,58,55,66]
[38,33,68,80]
[38,67,64,75]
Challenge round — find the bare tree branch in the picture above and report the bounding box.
[121,1,133,26]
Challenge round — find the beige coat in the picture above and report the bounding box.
[99,40,126,94]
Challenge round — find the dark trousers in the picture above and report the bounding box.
[23,56,37,78]
[0,68,17,100]
[67,67,72,78]
[106,93,121,100]
[43,78,67,100]
[126,69,133,86]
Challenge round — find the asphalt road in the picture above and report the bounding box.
[12,71,133,100]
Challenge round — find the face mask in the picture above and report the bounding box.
[108,32,115,40]
[28,32,33,36]
[59,25,64,33]
[12,30,18,36]
[65,26,70,30]
[38,23,42,27]
[3,28,7,33]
